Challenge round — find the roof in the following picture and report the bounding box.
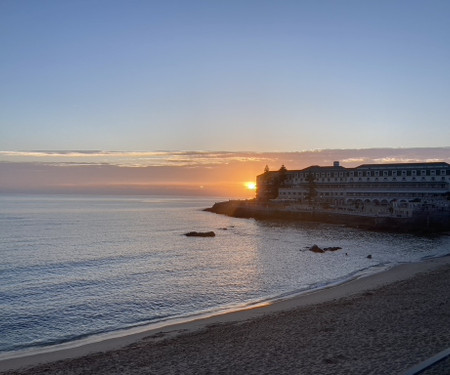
[356,162,449,169]
[257,161,450,176]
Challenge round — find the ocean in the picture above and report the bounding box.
[1,194,449,355]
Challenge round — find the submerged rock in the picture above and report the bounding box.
[309,244,325,253]
[323,247,342,252]
[309,245,342,253]
[184,231,216,237]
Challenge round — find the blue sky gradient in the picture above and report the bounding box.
[1,0,450,151]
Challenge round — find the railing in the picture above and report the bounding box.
[400,347,450,375]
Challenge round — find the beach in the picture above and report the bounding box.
[1,256,449,374]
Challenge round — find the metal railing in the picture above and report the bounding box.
[400,347,450,375]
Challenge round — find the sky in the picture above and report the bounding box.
[1,1,449,196]
[1,148,449,197]
[1,0,449,152]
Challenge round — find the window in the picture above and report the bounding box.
[421,170,426,176]
[383,171,388,177]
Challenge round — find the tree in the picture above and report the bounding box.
[278,165,287,187]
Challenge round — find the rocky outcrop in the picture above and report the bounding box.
[309,245,342,253]
[309,244,325,253]
[323,247,342,252]
[184,231,216,237]
[205,200,450,233]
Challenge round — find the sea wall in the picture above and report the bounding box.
[205,200,450,233]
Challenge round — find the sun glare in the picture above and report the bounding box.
[245,182,256,190]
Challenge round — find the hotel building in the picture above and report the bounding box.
[256,162,450,215]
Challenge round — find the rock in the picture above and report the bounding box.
[323,247,342,252]
[184,231,216,237]
[310,244,325,253]
[309,245,342,253]
[367,254,372,259]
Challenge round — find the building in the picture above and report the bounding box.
[256,162,450,215]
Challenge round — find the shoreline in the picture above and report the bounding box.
[1,255,449,373]
[205,200,450,233]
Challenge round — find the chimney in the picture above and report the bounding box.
[333,161,340,167]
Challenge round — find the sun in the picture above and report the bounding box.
[244,182,256,190]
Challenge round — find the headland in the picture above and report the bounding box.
[207,161,450,233]
[205,199,450,232]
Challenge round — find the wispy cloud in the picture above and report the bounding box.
[1,148,449,169]
[0,150,270,167]
[1,148,448,197]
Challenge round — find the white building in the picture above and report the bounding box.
[257,162,450,213]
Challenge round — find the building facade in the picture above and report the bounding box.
[256,162,450,212]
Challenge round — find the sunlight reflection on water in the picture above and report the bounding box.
[0,195,449,353]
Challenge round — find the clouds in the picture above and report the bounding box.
[1,148,448,197]
[0,150,270,167]
[1,148,449,168]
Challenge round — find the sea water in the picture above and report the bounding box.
[0,194,449,355]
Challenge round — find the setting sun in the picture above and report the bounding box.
[245,182,256,190]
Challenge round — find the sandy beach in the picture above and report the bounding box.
[1,256,449,375]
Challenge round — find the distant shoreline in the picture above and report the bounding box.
[1,255,449,373]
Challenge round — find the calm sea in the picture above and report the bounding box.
[1,194,449,355]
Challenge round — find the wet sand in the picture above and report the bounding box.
[1,256,449,374]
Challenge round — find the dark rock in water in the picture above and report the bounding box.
[367,254,372,259]
[310,245,342,253]
[184,231,216,237]
[323,247,342,252]
[219,227,228,230]
[310,244,325,253]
